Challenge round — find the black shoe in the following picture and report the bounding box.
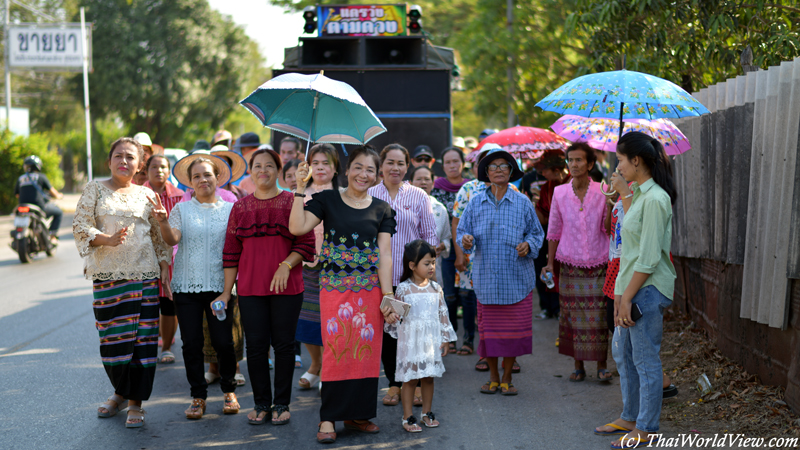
[663,384,678,399]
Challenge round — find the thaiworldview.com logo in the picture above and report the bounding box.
[623,434,799,448]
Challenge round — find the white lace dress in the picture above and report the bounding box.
[385,280,457,382]
[168,198,234,293]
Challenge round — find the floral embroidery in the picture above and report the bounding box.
[326,299,374,362]
[320,241,380,267]
[352,232,359,241]
[320,269,379,293]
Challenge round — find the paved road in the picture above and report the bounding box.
[0,214,690,450]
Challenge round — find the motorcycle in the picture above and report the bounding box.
[9,203,56,263]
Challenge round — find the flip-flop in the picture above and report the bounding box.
[457,343,474,355]
[597,369,613,382]
[499,382,518,396]
[594,423,633,436]
[480,381,499,394]
[569,369,586,382]
[611,435,660,449]
[512,361,521,373]
[475,357,489,371]
[157,351,175,364]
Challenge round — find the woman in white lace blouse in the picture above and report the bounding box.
[72,137,171,429]
[152,155,239,420]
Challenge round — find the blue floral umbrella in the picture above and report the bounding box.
[535,69,709,130]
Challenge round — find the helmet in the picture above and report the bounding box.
[23,155,42,172]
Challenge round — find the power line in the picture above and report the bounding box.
[10,0,59,22]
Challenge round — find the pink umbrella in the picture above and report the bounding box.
[550,115,691,155]
[466,126,570,162]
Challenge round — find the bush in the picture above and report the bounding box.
[0,130,64,214]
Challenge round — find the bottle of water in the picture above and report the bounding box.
[541,271,555,289]
[212,300,227,321]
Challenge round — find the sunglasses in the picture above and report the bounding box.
[415,156,432,163]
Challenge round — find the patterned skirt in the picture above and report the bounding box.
[295,265,323,346]
[558,263,609,361]
[319,287,382,422]
[476,292,533,358]
[203,296,244,363]
[92,278,159,401]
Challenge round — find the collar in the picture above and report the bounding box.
[480,184,515,204]
[634,178,656,194]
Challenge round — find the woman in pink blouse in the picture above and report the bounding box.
[219,148,315,425]
[368,143,438,407]
[542,142,612,382]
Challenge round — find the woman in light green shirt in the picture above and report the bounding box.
[598,132,677,449]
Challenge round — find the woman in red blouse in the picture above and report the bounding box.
[218,149,315,426]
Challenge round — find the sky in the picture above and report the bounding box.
[206,0,305,69]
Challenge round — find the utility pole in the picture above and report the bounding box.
[506,0,514,128]
[5,0,11,129]
[80,7,92,181]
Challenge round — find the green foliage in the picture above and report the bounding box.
[0,131,64,214]
[82,0,266,147]
[566,0,800,91]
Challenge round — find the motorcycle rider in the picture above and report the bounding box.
[14,155,63,243]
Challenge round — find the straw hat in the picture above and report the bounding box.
[210,144,247,182]
[173,151,232,188]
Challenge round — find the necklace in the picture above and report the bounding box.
[344,189,368,207]
[572,179,589,211]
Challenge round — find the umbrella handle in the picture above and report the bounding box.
[600,180,617,198]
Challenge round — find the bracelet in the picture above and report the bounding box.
[622,193,633,199]
[383,292,394,296]
[293,192,305,198]
[280,261,293,270]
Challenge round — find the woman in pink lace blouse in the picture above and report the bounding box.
[542,142,611,383]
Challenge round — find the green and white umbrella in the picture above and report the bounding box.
[240,71,386,155]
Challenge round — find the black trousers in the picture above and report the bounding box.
[381,285,402,388]
[174,292,237,399]
[239,293,303,407]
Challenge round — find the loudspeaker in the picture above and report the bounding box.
[364,37,425,67]
[301,37,360,66]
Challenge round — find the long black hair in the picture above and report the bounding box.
[399,239,437,283]
[617,131,677,205]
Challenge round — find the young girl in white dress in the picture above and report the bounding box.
[383,239,457,433]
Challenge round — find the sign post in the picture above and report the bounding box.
[5,0,11,128]
[8,21,93,179]
[80,7,92,181]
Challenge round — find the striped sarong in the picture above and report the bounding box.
[92,278,159,401]
[558,263,609,361]
[295,265,323,346]
[476,292,533,358]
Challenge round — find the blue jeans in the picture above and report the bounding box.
[612,285,671,433]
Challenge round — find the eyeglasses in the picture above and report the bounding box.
[487,163,511,173]
[415,156,432,163]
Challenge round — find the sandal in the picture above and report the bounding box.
[474,357,489,371]
[223,392,240,414]
[185,398,206,420]
[457,342,474,355]
[402,415,422,433]
[594,422,632,436]
[97,394,128,418]
[512,361,521,373]
[295,355,303,368]
[447,342,457,354]
[298,371,320,390]
[317,422,336,443]
[499,383,518,396]
[125,406,146,428]
[421,411,439,428]
[157,351,175,364]
[382,386,401,406]
[569,369,586,382]
[480,381,499,394]
[597,369,613,382]
[248,404,270,425]
[271,404,290,425]
[204,371,221,384]
[234,373,246,386]
[413,387,423,407]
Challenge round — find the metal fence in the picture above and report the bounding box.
[671,57,800,330]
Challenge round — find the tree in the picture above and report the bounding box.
[83,0,265,147]
[566,0,800,92]
[0,130,64,214]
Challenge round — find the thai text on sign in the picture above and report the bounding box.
[9,24,92,71]
[318,4,407,36]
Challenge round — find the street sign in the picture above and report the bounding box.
[8,23,92,72]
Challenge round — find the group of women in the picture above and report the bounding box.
[73,130,677,447]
